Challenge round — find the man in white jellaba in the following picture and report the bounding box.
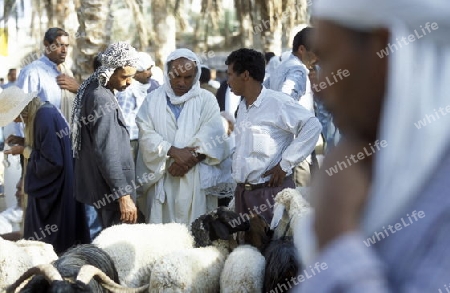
[136,49,228,225]
[295,0,450,292]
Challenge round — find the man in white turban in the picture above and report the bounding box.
[294,1,450,292]
[136,48,229,225]
[117,52,156,162]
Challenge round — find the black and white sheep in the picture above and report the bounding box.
[221,188,311,293]
[6,244,148,293]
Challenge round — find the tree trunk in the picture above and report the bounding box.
[72,0,113,81]
[124,0,148,51]
[151,1,176,67]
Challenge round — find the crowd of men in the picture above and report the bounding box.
[1,0,449,290]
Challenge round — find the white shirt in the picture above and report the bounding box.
[232,87,321,184]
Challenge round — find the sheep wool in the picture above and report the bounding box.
[149,243,228,292]
[0,237,57,290]
[220,245,265,293]
[92,223,195,288]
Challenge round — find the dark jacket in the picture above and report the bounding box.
[74,80,136,211]
[25,103,89,253]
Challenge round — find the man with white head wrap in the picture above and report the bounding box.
[294,1,450,292]
[136,48,229,225]
[71,42,140,229]
[117,52,156,162]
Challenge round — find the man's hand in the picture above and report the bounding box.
[118,195,138,224]
[167,146,199,168]
[168,162,190,177]
[4,145,24,155]
[263,164,286,187]
[56,74,80,93]
[312,138,372,250]
[6,135,24,146]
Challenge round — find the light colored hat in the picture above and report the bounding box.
[0,86,36,127]
[135,52,155,72]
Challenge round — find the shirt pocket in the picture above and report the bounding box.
[249,126,277,158]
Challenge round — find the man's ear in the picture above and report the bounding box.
[242,70,250,81]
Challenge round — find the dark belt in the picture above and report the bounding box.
[237,181,269,191]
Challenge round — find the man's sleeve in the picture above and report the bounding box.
[297,228,450,293]
[16,66,40,94]
[281,67,307,101]
[90,96,130,194]
[279,100,322,173]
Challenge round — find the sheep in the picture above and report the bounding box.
[220,188,311,293]
[6,244,149,293]
[147,206,250,292]
[93,207,250,291]
[220,244,265,293]
[0,237,58,290]
[270,188,311,239]
[92,223,195,288]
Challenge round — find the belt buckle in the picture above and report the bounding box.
[244,183,252,191]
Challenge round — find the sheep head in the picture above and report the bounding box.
[191,207,250,247]
[6,264,149,293]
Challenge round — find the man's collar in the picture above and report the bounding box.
[40,55,59,69]
[252,86,267,108]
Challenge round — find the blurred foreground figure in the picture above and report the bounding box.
[296,1,450,292]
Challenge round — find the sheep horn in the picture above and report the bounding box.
[77,264,149,292]
[6,264,62,293]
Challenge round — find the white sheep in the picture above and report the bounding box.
[149,240,229,292]
[92,223,195,288]
[271,187,312,239]
[147,207,250,292]
[220,244,265,293]
[0,237,58,290]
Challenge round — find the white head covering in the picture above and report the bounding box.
[135,52,155,72]
[0,86,36,127]
[163,48,202,105]
[298,0,450,264]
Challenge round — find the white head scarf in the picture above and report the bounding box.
[163,48,202,105]
[135,52,155,72]
[298,0,450,264]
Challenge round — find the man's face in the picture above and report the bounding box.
[312,20,388,142]
[134,66,152,84]
[108,66,136,92]
[8,70,16,82]
[299,46,317,68]
[168,58,197,96]
[45,36,70,65]
[226,64,244,96]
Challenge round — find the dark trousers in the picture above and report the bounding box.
[234,176,295,224]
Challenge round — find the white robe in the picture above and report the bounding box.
[136,86,229,225]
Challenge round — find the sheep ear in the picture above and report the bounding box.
[270,203,286,230]
[210,220,231,241]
